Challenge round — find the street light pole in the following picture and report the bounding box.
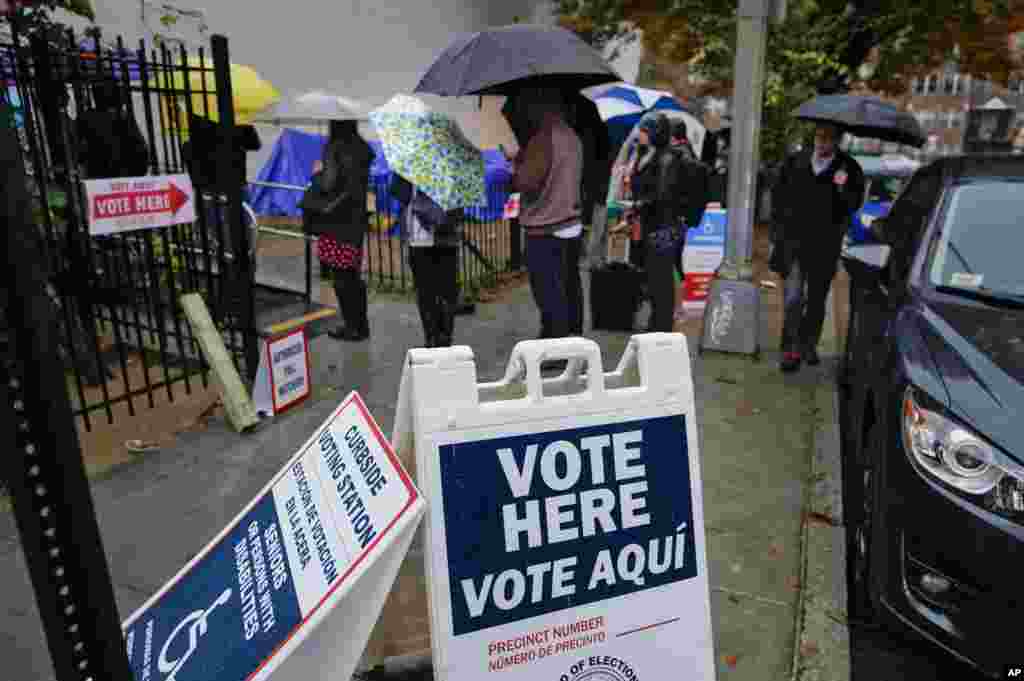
[698,0,782,357]
[722,0,772,276]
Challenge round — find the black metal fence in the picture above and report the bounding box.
[1,24,259,431]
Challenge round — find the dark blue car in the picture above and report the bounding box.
[840,154,1024,678]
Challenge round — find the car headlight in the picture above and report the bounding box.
[902,387,1024,520]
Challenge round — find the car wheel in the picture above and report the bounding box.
[847,420,881,625]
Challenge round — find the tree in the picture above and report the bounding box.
[556,0,1024,162]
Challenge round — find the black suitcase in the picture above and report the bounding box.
[590,237,643,331]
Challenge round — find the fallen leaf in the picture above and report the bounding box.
[723,654,738,668]
[800,642,820,657]
[787,576,801,591]
[768,544,783,558]
[807,511,838,527]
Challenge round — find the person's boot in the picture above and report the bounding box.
[435,298,455,347]
[353,279,370,340]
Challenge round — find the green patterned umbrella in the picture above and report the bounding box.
[369,95,486,211]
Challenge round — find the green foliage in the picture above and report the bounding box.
[554,0,1022,164]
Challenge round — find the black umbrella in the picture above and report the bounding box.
[794,95,926,148]
[415,24,619,97]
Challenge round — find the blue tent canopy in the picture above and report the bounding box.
[248,128,512,221]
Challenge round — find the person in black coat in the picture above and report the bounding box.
[302,120,373,341]
[771,123,864,371]
[390,174,462,348]
[630,114,690,333]
[669,119,711,282]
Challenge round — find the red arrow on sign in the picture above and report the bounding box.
[93,182,191,220]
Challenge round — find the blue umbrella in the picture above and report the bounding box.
[584,82,694,153]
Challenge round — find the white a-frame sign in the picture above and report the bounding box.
[391,335,716,681]
[121,392,425,681]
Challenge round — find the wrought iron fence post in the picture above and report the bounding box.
[1,111,133,681]
[211,34,258,383]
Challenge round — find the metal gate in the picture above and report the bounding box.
[1,25,259,431]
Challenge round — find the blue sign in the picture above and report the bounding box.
[123,495,303,681]
[439,416,698,637]
[687,210,727,248]
[120,393,421,681]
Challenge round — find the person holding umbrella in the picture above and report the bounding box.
[301,120,373,341]
[369,95,487,348]
[504,87,585,343]
[771,122,865,371]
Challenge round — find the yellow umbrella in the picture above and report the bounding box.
[153,59,280,137]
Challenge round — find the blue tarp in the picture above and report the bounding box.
[248,128,512,222]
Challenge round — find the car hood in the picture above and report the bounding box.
[916,296,1024,459]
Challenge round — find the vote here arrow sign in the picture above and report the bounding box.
[86,174,198,236]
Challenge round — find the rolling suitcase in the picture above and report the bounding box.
[590,236,644,332]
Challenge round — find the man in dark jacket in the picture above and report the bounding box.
[772,123,864,371]
[669,119,711,282]
[76,78,150,179]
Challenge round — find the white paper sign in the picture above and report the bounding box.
[85,173,197,236]
[254,328,312,417]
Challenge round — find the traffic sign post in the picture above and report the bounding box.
[391,336,716,681]
[84,174,196,236]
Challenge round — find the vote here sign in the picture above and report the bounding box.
[85,174,196,236]
[121,393,421,681]
[430,413,711,680]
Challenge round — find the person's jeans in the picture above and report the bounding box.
[781,258,837,354]
[565,234,584,335]
[526,235,571,339]
[409,245,459,346]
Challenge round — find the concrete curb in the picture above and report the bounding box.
[793,289,850,681]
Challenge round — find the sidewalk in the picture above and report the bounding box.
[0,252,845,681]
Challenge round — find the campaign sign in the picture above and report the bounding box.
[253,328,311,417]
[85,174,196,236]
[683,208,727,311]
[121,392,422,681]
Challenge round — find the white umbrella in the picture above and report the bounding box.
[255,90,369,126]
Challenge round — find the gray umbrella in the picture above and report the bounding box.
[415,24,619,97]
[794,95,926,148]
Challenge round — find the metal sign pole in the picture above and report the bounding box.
[1,109,133,681]
[699,0,781,357]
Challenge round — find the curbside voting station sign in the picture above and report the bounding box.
[392,335,716,681]
[121,392,424,681]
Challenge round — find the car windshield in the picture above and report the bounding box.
[928,181,1024,301]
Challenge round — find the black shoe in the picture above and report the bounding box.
[329,326,369,341]
[780,352,802,373]
[804,348,821,366]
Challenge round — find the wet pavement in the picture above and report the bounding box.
[2,259,838,681]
